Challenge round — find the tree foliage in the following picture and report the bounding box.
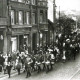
[55,17,75,36]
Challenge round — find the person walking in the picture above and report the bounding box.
[11,51,17,70]
[16,60,21,75]
[25,55,32,78]
[3,54,8,74]
[50,52,55,70]
[8,54,12,62]
[6,62,12,78]
[0,54,5,72]
[45,51,50,73]
[62,49,66,62]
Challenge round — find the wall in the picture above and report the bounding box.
[0,0,7,18]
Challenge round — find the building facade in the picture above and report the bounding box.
[0,0,9,55]
[48,19,54,45]
[37,0,48,47]
[0,0,48,55]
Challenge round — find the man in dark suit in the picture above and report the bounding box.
[6,62,12,78]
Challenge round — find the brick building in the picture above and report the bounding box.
[0,0,48,55]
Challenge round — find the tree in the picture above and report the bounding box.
[55,17,75,39]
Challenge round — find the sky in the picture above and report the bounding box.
[56,0,80,11]
[48,0,80,22]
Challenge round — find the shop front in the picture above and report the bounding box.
[11,34,29,53]
[39,31,48,47]
[39,24,48,47]
[11,28,31,53]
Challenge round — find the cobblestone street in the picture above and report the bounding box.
[1,53,80,80]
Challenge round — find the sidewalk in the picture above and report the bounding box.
[0,68,23,78]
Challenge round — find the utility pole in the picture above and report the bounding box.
[53,0,56,47]
[59,6,61,32]
[53,0,56,23]
[75,17,77,31]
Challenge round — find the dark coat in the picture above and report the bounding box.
[6,65,12,73]
[0,56,5,66]
[16,63,21,69]
[8,56,12,62]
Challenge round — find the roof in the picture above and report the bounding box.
[48,19,54,30]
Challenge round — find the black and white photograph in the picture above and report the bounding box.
[0,0,80,80]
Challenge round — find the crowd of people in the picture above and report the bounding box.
[0,37,80,78]
[0,48,55,78]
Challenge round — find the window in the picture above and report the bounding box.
[45,10,47,22]
[40,10,43,23]
[19,11,23,25]
[26,12,30,24]
[11,0,17,1]
[43,2,47,6]
[25,0,30,4]
[18,0,23,2]
[11,10,15,25]
[40,13,43,23]
[44,0,47,1]
[32,13,36,24]
[32,0,35,5]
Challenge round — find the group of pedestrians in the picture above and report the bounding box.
[0,48,55,78]
[14,49,55,78]
[0,38,80,78]
[0,53,12,78]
